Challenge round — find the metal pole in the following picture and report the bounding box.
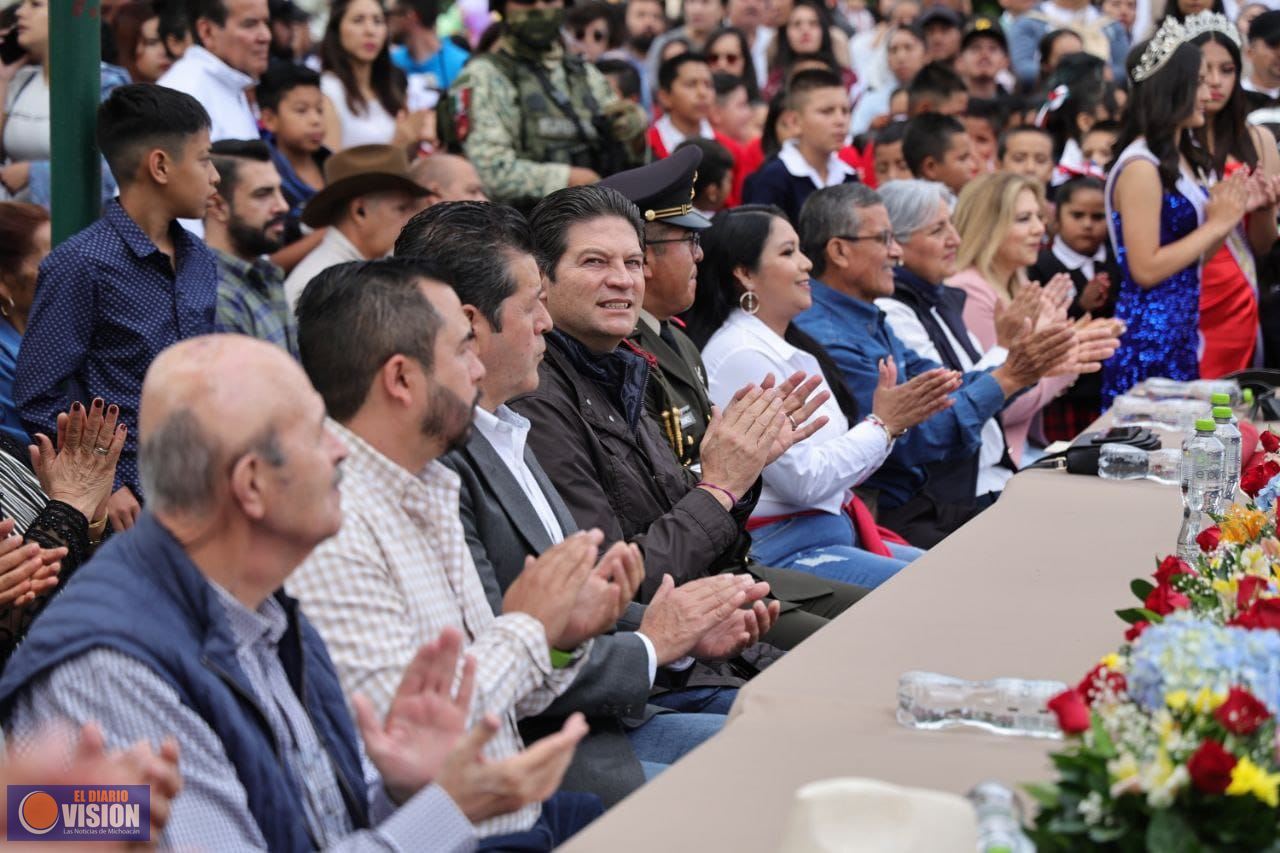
[49,0,102,245]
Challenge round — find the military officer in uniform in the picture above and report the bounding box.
[601,146,717,470]
[440,0,647,209]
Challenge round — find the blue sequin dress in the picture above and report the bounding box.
[1101,164,1204,406]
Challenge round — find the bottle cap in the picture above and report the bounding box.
[1245,388,1255,404]
[1213,406,1233,419]
[1211,392,1231,405]
[1195,418,1217,432]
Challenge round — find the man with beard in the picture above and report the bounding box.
[607,0,665,108]
[206,140,298,358]
[289,257,639,849]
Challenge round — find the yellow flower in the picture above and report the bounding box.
[1100,652,1123,671]
[1166,690,1190,711]
[1212,578,1238,596]
[1192,687,1227,713]
[1226,757,1280,807]
[1221,507,1269,546]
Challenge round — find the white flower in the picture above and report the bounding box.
[1078,791,1106,826]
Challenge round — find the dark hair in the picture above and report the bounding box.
[1040,53,1115,159]
[155,0,191,56]
[760,89,789,159]
[399,0,440,27]
[1192,30,1259,175]
[684,204,862,420]
[96,83,211,184]
[394,201,535,331]
[1054,174,1105,208]
[675,137,734,194]
[566,1,612,38]
[963,96,1006,137]
[658,50,710,91]
[713,69,748,102]
[0,201,49,276]
[529,186,644,279]
[706,26,761,101]
[785,66,846,111]
[209,138,272,198]
[296,257,447,421]
[997,124,1050,159]
[320,0,407,117]
[906,60,966,113]
[902,112,964,175]
[189,0,229,29]
[685,205,784,348]
[1115,39,1212,189]
[1164,0,1226,21]
[596,58,642,100]
[113,2,160,82]
[773,0,838,76]
[256,62,322,112]
[1037,28,1083,80]
[874,118,908,146]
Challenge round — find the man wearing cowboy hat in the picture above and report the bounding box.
[283,145,429,308]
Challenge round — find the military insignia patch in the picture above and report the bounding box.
[454,88,471,142]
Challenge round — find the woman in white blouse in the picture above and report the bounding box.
[685,205,955,588]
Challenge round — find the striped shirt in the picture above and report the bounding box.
[5,583,476,852]
[287,422,591,836]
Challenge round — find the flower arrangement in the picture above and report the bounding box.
[1029,431,1280,849]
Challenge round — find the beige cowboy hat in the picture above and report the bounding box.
[301,144,429,228]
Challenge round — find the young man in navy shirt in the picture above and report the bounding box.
[15,84,220,533]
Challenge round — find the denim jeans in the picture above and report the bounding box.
[477,790,603,851]
[749,511,922,589]
[625,709,726,778]
[648,685,738,715]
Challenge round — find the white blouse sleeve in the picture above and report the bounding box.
[705,344,892,510]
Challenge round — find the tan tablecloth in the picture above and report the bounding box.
[561,466,1184,852]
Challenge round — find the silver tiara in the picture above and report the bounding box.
[1131,12,1241,83]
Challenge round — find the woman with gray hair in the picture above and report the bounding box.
[876,178,1025,507]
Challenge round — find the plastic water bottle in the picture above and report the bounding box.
[1111,394,1209,432]
[1097,444,1180,485]
[1212,404,1241,510]
[968,782,1035,853]
[1137,378,1241,404]
[1177,419,1226,560]
[896,671,1067,739]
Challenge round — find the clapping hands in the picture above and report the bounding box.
[29,398,126,528]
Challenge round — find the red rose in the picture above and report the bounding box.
[1214,687,1272,735]
[1047,689,1091,734]
[1197,526,1222,553]
[1125,621,1150,643]
[1231,598,1280,630]
[1145,584,1191,616]
[1238,576,1269,611]
[1242,460,1280,497]
[1187,740,1238,795]
[1077,663,1127,704]
[1154,555,1195,586]
[1262,431,1280,454]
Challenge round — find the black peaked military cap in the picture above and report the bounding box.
[598,145,712,231]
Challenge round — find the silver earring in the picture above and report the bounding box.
[739,290,759,315]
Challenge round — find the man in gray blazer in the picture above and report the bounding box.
[399,201,779,808]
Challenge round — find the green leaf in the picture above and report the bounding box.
[1090,714,1117,759]
[1024,782,1061,809]
[1131,579,1156,601]
[1146,810,1202,853]
[1117,607,1165,625]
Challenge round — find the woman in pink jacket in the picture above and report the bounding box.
[949,171,1122,462]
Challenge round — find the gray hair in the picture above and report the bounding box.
[797,183,884,279]
[140,409,285,514]
[878,179,956,242]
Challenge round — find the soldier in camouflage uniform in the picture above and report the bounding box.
[440,0,648,208]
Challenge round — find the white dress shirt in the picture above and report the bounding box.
[471,404,678,684]
[158,46,258,142]
[876,297,1014,497]
[778,139,857,190]
[701,309,893,518]
[1050,233,1106,283]
[473,405,565,545]
[653,113,716,155]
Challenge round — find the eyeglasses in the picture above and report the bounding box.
[707,51,742,63]
[647,231,702,250]
[833,230,896,247]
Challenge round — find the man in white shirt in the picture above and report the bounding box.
[396,200,778,806]
[158,0,272,142]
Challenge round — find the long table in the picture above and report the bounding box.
[561,465,1185,852]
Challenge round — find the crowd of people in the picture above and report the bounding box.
[0,0,1273,846]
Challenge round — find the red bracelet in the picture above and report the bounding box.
[695,481,739,506]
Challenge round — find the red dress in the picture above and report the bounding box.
[1199,160,1259,378]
